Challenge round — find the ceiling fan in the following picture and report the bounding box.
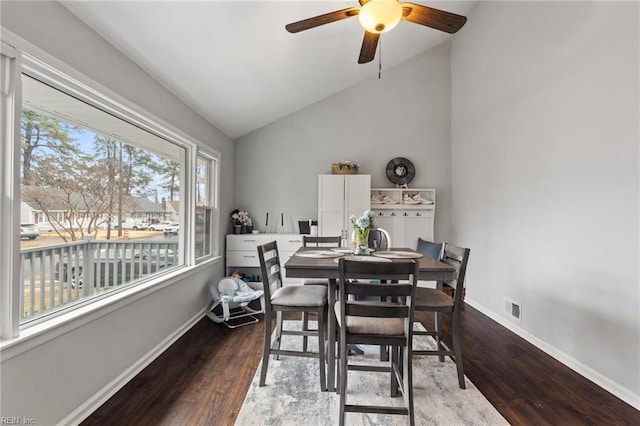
[285,0,467,64]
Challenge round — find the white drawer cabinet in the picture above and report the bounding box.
[276,235,304,252]
[226,233,303,284]
[226,234,271,251]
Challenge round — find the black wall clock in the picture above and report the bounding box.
[386,157,415,185]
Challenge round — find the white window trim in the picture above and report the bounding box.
[195,149,220,262]
[1,40,22,339]
[0,29,222,342]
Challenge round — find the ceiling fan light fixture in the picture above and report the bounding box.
[358,0,403,34]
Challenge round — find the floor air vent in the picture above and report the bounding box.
[504,298,522,322]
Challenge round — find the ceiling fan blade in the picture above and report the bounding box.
[285,7,360,33]
[401,3,467,34]
[358,31,379,64]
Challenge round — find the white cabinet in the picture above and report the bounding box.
[226,233,304,284]
[318,174,371,246]
[370,188,436,248]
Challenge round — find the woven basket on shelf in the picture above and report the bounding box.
[331,165,358,175]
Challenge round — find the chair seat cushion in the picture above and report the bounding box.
[301,278,329,286]
[335,302,405,336]
[271,285,327,307]
[415,287,454,308]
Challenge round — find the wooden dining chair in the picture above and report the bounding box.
[257,241,329,391]
[412,243,470,389]
[337,258,419,426]
[301,235,341,351]
[303,235,342,249]
[368,228,391,250]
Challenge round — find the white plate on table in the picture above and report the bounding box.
[331,248,353,254]
[296,250,344,258]
[331,247,375,254]
[334,256,391,263]
[372,251,423,259]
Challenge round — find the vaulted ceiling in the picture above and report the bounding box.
[62,1,477,139]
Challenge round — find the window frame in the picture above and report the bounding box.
[0,37,221,339]
[194,150,220,262]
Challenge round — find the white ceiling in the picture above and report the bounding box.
[62,1,477,139]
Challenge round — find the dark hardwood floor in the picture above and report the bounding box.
[82,304,639,425]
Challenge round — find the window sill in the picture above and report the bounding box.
[0,255,222,361]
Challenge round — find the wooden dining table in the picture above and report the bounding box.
[283,246,456,392]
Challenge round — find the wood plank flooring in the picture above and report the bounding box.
[81,304,639,425]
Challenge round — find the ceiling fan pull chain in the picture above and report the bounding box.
[378,38,382,79]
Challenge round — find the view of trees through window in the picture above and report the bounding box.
[21,106,181,243]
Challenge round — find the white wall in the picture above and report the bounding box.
[0,2,235,424]
[235,42,453,240]
[451,1,639,407]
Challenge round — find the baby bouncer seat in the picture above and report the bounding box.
[206,276,265,328]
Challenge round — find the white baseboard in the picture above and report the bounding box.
[60,307,207,426]
[465,298,640,411]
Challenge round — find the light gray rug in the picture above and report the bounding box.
[235,321,509,425]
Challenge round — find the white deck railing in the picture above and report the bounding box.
[20,239,179,322]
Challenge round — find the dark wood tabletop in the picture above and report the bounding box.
[284,247,456,281]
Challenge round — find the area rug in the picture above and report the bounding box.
[235,321,508,425]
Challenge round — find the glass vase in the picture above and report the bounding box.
[353,228,370,255]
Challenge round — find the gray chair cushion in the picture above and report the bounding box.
[271,285,327,307]
[416,238,444,260]
[335,302,405,336]
[302,278,329,286]
[415,287,454,308]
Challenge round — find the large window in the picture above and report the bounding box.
[1,46,219,334]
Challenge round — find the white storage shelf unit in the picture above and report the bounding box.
[370,188,435,209]
[370,188,436,248]
[226,233,304,285]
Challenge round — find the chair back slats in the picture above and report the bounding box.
[338,258,419,322]
[347,281,414,298]
[257,241,283,305]
[340,259,415,277]
[346,303,409,318]
[303,236,341,248]
[442,243,470,304]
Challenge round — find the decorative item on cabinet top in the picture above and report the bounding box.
[331,160,359,174]
[230,209,253,234]
[370,188,435,209]
[386,157,415,186]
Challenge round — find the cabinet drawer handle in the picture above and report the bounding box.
[416,212,421,216]
[288,240,301,243]
[242,239,256,242]
[243,255,256,258]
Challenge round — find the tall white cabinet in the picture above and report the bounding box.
[318,174,371,246]
[370,188,436,249]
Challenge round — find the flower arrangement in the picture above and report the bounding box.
[331,161,359,174]
[350,210,377,248]
[231,209,249,224]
